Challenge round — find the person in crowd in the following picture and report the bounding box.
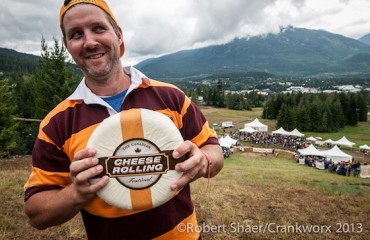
[24,1,224,239]
[346,163,352,177]
[352,160,361,177]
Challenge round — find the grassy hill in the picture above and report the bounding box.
[193,153,370,239]
[0,107,369,239]
[1,153,369,239]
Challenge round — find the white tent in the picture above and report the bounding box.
[244,118,268,132]
[324,139,334,145]
[219,137,232,148]
[224,135,238,145]
[322,145,352,163]
[239,126,257,133]
[298,144,325,156]
[306,136,317,142]
[219,135,238,148]
[332,136,355,148]
[289,128,305,137]
[359,144,370,150]
[272,127,289,135]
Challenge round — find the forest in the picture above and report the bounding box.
[185,82,368,132]
[0,38,81,157]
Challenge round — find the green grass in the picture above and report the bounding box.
[223,154,370,196]
[304,121,370,147]
[2,153,369,240]
[192,152,370,240]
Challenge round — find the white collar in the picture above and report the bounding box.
[68,66,149,115]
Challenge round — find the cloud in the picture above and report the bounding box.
[0,0,61,54]
[121,0,283,61]
[0,0,369,65]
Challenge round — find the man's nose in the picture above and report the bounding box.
[83,32,99,50]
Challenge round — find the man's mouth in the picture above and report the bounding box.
[87,53,104,59]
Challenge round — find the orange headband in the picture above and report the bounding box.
[60,0,124,57]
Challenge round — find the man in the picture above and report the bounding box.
[24,1,224,239]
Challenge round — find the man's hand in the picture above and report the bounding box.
[70,148,109,204]
[170,141,224,191]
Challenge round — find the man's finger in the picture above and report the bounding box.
[173,141,194,159]
[73,148,96,161]
[74,163,104,184]
[70,157,99,178]
[175,155,200,172]
[88,176,110,192]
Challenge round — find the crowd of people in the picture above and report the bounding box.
[295,154,363,177]
[327,160,362,177]
[237,131,306,150]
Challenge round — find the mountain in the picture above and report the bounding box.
[0,47,40,74]
[135,26,370,79]
[358,33,370,45]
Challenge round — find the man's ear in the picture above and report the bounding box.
[118,27,123,42]
[117,26,125,56]
[63,37,67,47]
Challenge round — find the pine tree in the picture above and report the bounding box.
[339,92,351,125]
[12,73,34,118]
[307,99,321,132]
[0,79,18,157]
[215,79,225,107]
[276,103,293,130]
[347,94,358,126]
[10,73,38,155]
[262,98,274,119]
[356,92,368,122]
[32,37,79,119]
[290,106,298,130]
[330,99,345,130]
[296,95,311,131]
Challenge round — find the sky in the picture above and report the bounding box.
[1,0,370,66]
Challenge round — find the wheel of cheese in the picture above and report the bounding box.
[87,108,184,210]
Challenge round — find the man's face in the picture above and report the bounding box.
[62,4,122,81]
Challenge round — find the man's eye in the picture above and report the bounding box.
[94,26,106,33]
[71,32,83,39]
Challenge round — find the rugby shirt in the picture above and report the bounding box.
[24,66,219,240]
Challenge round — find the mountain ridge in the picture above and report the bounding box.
[358,33,370,45]
[0,47,40,74]
[135,26,370,79]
